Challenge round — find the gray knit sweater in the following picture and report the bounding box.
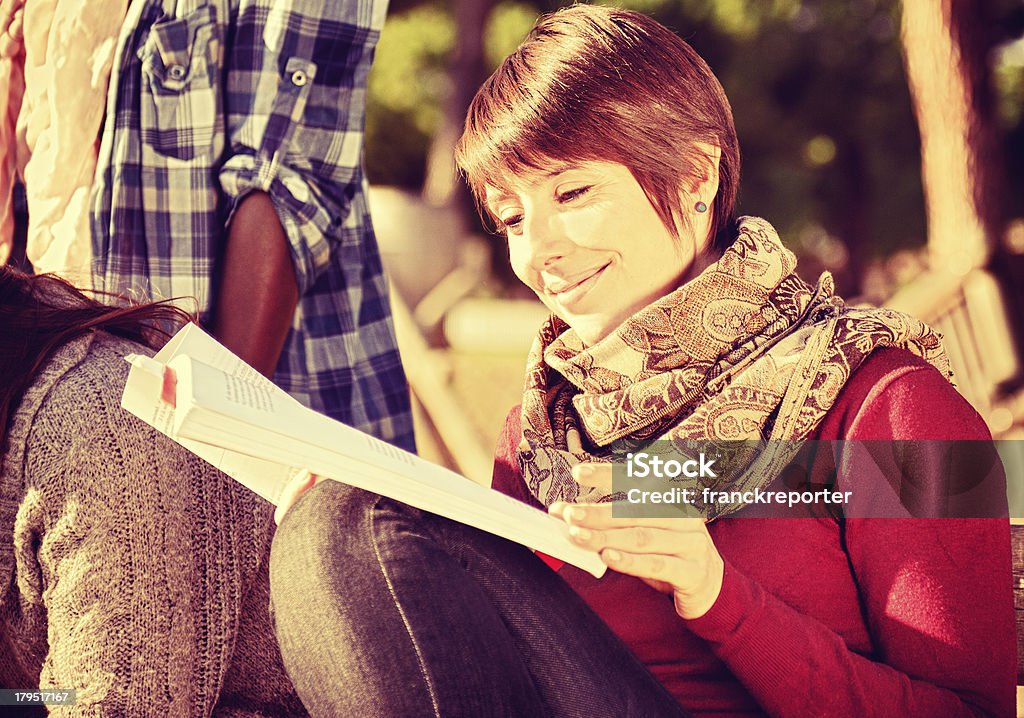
[0,332,308,716]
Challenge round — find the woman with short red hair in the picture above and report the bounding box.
[270,6,1014,716]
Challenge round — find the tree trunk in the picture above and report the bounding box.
[900,0,1004,271]
[423,0,495,214]
[899,0,1024,397]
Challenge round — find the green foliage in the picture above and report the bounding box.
[485,2,541,69]
[995,38,1024,210]
[365,3,455,187]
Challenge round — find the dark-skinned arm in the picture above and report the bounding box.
[210,191,298,379]
[215,1,389,378]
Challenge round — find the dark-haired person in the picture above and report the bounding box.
[0,267,307,716]
[268,5,1014,716]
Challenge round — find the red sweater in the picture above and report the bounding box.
[491,349,1015,716]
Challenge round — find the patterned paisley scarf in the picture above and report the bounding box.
[518,217,950,519]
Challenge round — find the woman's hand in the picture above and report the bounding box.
[274,470,321,525]
[550,463,725,619]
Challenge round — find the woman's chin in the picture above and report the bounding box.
[562,303,657,346]
[562,316,617,347]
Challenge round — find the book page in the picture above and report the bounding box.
[122,324,606,577]
[169,352,606,577]
[120,323,303,504]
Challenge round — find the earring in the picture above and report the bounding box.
[694,201,708,213]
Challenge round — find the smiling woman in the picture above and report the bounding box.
[268,5,1015,717]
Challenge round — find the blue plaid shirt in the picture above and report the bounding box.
[91,0,415,450]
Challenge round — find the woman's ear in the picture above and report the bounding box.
[689,143,722,204]
[677,143,722,261]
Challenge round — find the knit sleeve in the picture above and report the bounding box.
[19,342,305,716]
[685,356,1015,717]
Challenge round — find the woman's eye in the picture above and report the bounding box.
[558,185,592,203]
[500,214,524,233]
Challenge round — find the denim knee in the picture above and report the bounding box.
[267,483,448,717]
[269,481,378,601]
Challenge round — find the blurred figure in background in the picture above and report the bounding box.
[0,0,121,286]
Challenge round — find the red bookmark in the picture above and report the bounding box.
[535,551,565,572]
[161,366,177,408]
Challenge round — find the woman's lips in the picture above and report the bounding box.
[545,263,610,307]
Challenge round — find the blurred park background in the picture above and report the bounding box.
[364,0,1024,482]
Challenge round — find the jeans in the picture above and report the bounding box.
[269,481,691,718]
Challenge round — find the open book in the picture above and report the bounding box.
[121,323,606,578]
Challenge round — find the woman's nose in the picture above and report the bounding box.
[523,213,570,270]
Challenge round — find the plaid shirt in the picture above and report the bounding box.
[91,0,414,450]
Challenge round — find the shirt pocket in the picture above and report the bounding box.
[138,5,221,162]
[256,56,317,178]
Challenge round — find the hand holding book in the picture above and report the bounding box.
[274,470,319,525]
[557,462,724,620]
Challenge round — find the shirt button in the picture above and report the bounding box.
[291,69,308,87]
[168,64,187,81]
